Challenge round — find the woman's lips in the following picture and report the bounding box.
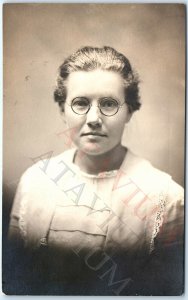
[81,132,107,137]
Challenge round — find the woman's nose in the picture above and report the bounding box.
[86,105,102,128]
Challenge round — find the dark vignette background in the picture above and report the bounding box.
[3,3,185,295]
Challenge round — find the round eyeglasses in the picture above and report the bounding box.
[68,97,125,117]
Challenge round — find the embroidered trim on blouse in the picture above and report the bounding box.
[71,163,118,179]
[149,192,166,254]
[80,169,118,179]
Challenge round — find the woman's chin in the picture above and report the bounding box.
[75,141,121,157]
[76,143,109,156]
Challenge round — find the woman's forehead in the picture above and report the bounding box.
[65,69,125,99]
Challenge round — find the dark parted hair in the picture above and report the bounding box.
[54,46,141,113]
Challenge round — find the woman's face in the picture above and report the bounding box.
[63,69,131,156]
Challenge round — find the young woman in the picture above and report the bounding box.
[8,46,184,295]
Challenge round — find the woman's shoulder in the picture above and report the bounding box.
[20,148,76,184]
[124,149,184,201]
[123,150,169,186]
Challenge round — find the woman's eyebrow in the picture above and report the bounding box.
[72,96,90,100]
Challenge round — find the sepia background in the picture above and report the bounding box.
[3,4,185,222]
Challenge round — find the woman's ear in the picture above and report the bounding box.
[59,102,66,122]
[124,106,133,124]
[126,111,133,123]
[61,111,67,125]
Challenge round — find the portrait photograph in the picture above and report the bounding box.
[2,3,185,296]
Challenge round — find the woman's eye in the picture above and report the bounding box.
[101,99,118,108]
[72,98,89,107]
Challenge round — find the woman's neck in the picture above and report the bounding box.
[74,144,127,175]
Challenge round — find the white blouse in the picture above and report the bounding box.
[9,148,184,257]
